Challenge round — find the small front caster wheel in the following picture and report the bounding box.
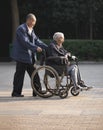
[59,89,68,99]
[70,87,80,96]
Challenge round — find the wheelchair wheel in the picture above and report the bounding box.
[70,87,80,96]
[31,65,60,98]
[59,88,68,99]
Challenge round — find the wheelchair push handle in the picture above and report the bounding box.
[39,49,47,65]
[41,49,46,58]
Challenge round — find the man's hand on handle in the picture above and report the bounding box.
[37,47,42,52]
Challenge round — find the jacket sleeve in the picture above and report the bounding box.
[35,37,48,49]
[16,27,38,52]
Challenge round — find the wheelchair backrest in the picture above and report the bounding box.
[40,48,68,76]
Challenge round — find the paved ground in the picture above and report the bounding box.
[0,62,103,130]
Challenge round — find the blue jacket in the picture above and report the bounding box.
[11,23,48,64]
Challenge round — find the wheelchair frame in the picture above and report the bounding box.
[31,51,80,99]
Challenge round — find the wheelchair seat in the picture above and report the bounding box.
[46,56,68,76]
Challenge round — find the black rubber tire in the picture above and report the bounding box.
[59,88,68,99]
[70,87,80,96]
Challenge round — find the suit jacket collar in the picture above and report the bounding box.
[24,23,34,36]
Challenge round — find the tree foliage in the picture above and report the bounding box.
[17,0,103,39]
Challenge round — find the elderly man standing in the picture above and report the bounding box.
[11,13,48,97]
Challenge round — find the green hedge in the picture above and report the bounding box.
[42,39,103,61]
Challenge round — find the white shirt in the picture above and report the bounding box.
[27,25,33,35]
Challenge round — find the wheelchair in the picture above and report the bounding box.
[31,50,80,99]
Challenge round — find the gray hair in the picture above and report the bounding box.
[53,32,64,41]
[26,13,36,22]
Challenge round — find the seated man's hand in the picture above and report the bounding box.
[65,52,71,59]
[71,55,78,60]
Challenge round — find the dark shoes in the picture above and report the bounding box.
[78,82,93,90]
[79,83,88,88]
[12,91,37,97]
[12,93,24,97]
[86,86,93,90]
[78,80,93,90]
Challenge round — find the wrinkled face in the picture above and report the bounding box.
[56,36,64,46]
[26,18,36,28]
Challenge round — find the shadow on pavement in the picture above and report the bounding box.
[0,95,67,102]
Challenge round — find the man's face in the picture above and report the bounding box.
[27,18,36,28]
[56,36,64,46]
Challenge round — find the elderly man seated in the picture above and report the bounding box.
[45,32,92,91]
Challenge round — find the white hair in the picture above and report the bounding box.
[53,32,64,41]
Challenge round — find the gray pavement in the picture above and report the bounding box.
[0,62,103,130]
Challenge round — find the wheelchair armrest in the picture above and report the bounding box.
[46,56,66,60]
[46,56,68,65]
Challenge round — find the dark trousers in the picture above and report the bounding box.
[12,61,41,95]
